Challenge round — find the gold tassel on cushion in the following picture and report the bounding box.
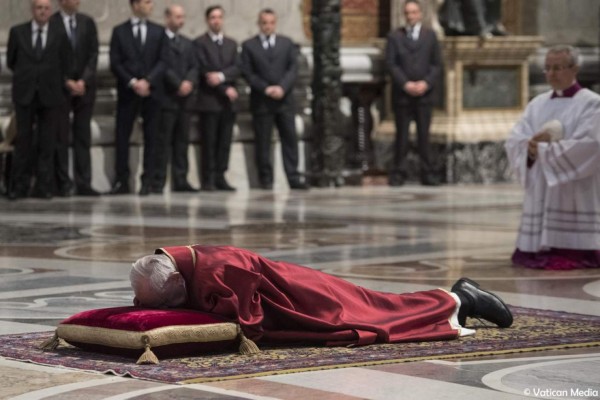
[237,327,260,355]
[39,331,60,351]
[136,335,159,365]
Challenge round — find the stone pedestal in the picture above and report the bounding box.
[375,36,543,184]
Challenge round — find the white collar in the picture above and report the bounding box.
[208,31,223,42]
[131,17,146,25]
[31,21,48,32]
[260,33,276,43]
[165,29,176,39]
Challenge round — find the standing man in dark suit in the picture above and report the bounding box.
[152,4,198,194]
[6,0,71,200]
[109,0,167,195]
[386,0,442,186]
[195,5,240,191]
[51,0,100,197]
[241,8,308,190]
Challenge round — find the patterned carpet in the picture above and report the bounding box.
[1,307,599,384]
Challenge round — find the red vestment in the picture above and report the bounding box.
[157,245,459,346]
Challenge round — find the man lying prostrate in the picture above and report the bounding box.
[130,245,513,346]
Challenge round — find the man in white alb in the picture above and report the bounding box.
[505,45,600,270]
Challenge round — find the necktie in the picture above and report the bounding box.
[407,27,414,40]
[265,35,272,50]
[69,17,76,48]
[35,28,43,58]
[134,21,143,49]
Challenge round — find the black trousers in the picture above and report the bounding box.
[199,110,235,186]
[114,94,161,186]
[154,106,192,189]
[252,111,300,185]
[11,95,59,195]
[55,94,95,190]
[391,102,433,177]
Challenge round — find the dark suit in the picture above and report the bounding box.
[385,26,442,180]
[240,34,301,187]
[154,32,198,191]
[6,20,70,197]
[109,19,167,191]
[51,11,98,194]
[195,33,240,189]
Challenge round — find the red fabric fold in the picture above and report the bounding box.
[157,245,459,346]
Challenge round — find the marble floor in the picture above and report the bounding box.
[0,183,599,400]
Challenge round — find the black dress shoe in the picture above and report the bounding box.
[451,278,513,328]
[76,185,101,197]
[259,182,273,190]
[7,190,27,201]
[421,174,441,186]
[215,179,236,191]
[109,181,130,195]
[388,175,405,187]
[151,186,164,194]
[31,190,53,200]
[138,185,151,196]
[289,181,309,190]
[56,184,74,197]
[173,183,199,192]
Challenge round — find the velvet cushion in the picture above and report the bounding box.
[41,306,256,364]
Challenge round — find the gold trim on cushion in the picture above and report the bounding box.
[56,322,239,349]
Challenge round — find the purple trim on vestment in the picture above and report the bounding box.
[512,248,600,270]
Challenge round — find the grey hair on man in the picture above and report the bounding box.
[130,254,187,307]
[547,45,582,67]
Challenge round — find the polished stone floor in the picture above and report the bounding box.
[0,183,599,400]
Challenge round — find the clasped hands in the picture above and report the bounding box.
[527,132,552,161]
[403,80,428,97]
[265,85,285,100]
[205,72,238,101]
[65,79,86,97]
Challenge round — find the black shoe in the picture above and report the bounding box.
[7,190,27,201]
[421,174,441,186]
[451,278,513,328]
[201,183,216,191]
[56,183,74,197]
[109,181,130,195]
[215,179,236,192]
[138,185,151,196]
[151,186,164,194]
[289,181,309,190]
[259,182,273,190]
[174,183,199,192]
[388,175,405,187]
[76,185,101,197]
[31,189,53,200]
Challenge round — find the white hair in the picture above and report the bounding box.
[129,254,187,307]
[130,254,177,299]
[548,45,582,67]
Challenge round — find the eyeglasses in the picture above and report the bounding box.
[543,64,574,73]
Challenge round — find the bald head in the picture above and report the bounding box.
[31,0,52,25]
[165,4,186,33]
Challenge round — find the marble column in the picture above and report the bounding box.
[309,0,345,187]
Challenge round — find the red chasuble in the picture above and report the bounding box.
[157,245,459,346]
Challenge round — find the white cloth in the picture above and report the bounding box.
[505,88,600,252]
